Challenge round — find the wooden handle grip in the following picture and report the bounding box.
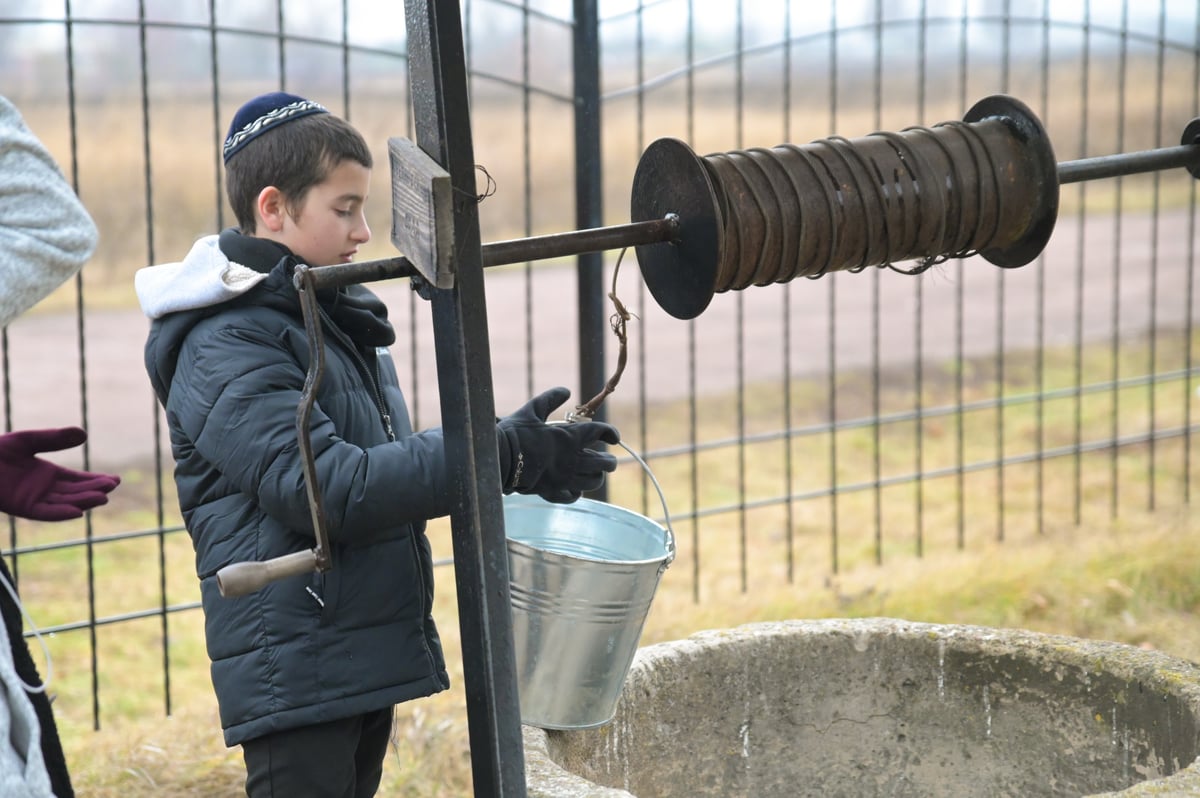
[216,550,320,598]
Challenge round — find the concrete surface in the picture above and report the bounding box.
[524,618,1200,797]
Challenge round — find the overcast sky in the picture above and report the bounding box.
[4,0,1189,49]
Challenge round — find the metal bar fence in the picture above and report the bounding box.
[0,0,1195,757]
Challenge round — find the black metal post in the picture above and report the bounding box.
[573,0,608,500]
[403,2,527,796]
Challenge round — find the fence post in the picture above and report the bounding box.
[574,0,610,503]
[403,2,527,795]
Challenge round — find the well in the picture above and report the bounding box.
[523,618,1200,797]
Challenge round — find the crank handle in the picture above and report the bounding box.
[216,549,322,598]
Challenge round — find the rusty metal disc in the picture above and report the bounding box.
[631,137,723,320]
[963,94,1059,269]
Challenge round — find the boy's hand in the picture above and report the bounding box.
[0,427,121,521]
[497,387,620,504]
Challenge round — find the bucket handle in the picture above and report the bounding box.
[614,440,676,571]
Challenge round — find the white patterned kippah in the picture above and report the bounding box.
[223,92,328,163]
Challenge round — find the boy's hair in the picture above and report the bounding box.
[225,111,373,234]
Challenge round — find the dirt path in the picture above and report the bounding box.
[2,209,1195,472]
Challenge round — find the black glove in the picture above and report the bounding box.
[496,387,620,504]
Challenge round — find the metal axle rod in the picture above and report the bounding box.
[1058,140,1200,184]
[299,216,682,293]
[482,215,679,268]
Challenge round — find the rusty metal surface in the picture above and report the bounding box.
[633,94,1060,319]
[294,267,333,574]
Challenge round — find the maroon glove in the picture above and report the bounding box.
[0,427,120,521]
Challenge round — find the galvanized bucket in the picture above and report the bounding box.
[504,486,675,730]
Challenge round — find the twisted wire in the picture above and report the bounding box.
[872,128,945,275]
[698,117,1025,292]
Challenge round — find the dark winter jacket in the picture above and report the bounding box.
[136,230,450,746]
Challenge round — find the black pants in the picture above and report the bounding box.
[242,707,394,798]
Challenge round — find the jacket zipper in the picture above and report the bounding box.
[316,305,396,442]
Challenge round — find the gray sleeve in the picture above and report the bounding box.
[0,95,98,328]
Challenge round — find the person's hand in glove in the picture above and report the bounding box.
[0,427,121,521]
[497,387,620,504]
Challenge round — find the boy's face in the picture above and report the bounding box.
[259,159,371,266]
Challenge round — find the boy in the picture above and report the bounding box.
[135,92,618,797]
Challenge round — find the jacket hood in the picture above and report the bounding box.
[135,234,269,320]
